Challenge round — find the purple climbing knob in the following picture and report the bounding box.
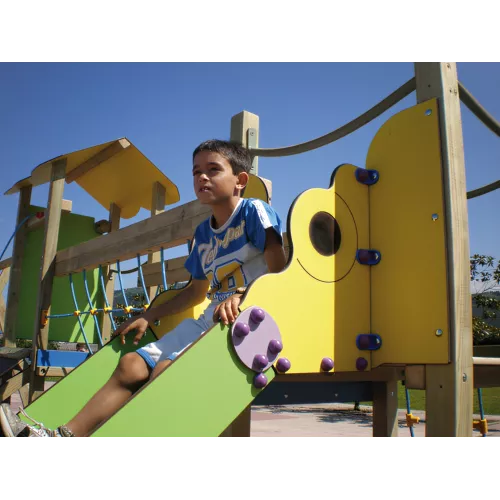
[250,308,265,324]
[320,357,334,372]
[233,322,250,338]
[268,339,283,355]
[253,354,269,371]
[356,357,368,371]
[276,357,291,373]
[253,373,268,389]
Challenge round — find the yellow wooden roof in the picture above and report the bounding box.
[5,138,180,219]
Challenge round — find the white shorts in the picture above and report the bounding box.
[136,303,217,369]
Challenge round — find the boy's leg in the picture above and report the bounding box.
[150,359,172,380]
[65,352,150,437]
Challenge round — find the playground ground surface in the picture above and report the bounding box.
[6,383,500,437]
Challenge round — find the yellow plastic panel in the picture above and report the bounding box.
[240,165,370,374]
[244,174,269,202]
[367,99,449,366]
[5,139,180,219]
[149,285,210,339]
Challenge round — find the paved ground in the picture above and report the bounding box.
[7,385,500,437]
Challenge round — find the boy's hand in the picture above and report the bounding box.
[213,293,242,326]
[113,315,150,345]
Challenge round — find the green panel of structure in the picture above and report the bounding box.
[16,206,104,343]
[92,323,274,437]
[19,332,153,429]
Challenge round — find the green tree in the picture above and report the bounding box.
[470,254,500,345]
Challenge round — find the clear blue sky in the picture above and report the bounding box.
[1,63,499,292]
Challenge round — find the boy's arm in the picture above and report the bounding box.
[214,228,286,325]
[115,278,209,345]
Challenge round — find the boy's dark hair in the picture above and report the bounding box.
[193,139,252,175]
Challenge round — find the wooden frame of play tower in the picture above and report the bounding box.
[1,62,499,437]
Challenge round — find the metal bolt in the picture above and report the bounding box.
[432,213,439,221]
[463,373,468,382]
[425,109,432,116]
[435,329,443,336]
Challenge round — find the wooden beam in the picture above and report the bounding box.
[0,258,12,271]
[372,381,399,437]
[65,139,130,183]
[25,199,73,232]
[405,365,426,390]
[3,185,32,347]
[55,200,212,276]
[147,182,166,300]
[0,368,30,402]
[415,63,473,437]
[29,159,66,402]
[230,111,259,175]
[100,203,121,344]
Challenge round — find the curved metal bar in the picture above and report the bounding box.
[249,77,416,158]
[98,265,116,332]
[68,273,93,353]
[160,247,168,291]
[458,82,500,137]
[467,179,500,200]
[82,269,104,346]
[137,254,150,305]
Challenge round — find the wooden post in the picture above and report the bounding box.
[372,381,399,436]
[3,186,32,347]
[100,203,121,344]
[219,113,262,437]
[415,63,473,436]
[147,182,166,300]
[29,159,66,401]
[230,111,259,175]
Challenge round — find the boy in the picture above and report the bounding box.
[0,139,286,437]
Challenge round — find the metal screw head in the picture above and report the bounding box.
[425,109,432,116]
[435,329,443,337]
[463,373,468,382]
[432,213,439,221]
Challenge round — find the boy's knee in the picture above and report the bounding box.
[115,353,150,387]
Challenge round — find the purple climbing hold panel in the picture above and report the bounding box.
[231,306,282,372]
[320,357,334,372]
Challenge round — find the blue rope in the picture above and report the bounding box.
[68,273,93,353]
[160,247,167,291]
[116,260,131,318]
[0,214,33,262]
[137,254,150,305]
[405,387,415,438]
[82,269,103,347]
[98,265,116,332]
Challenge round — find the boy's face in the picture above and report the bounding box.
[193,151,248,205]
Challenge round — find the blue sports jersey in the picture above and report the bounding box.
[184,198,283,303]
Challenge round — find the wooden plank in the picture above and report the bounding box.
[0,369,30,401]
[3,185,32,347]
[55,199,212,276]
[65,139,130,183]
[230,111,259,174]
[372,381,399,437]
[405,365,426,390]
[415,63,473,437]
[0,257,12,271]
[147,182,166,300]
[100,203,121,344]
[36,366,74,377]
[29,159,66,402]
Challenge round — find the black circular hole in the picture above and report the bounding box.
[309,212,341,256]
